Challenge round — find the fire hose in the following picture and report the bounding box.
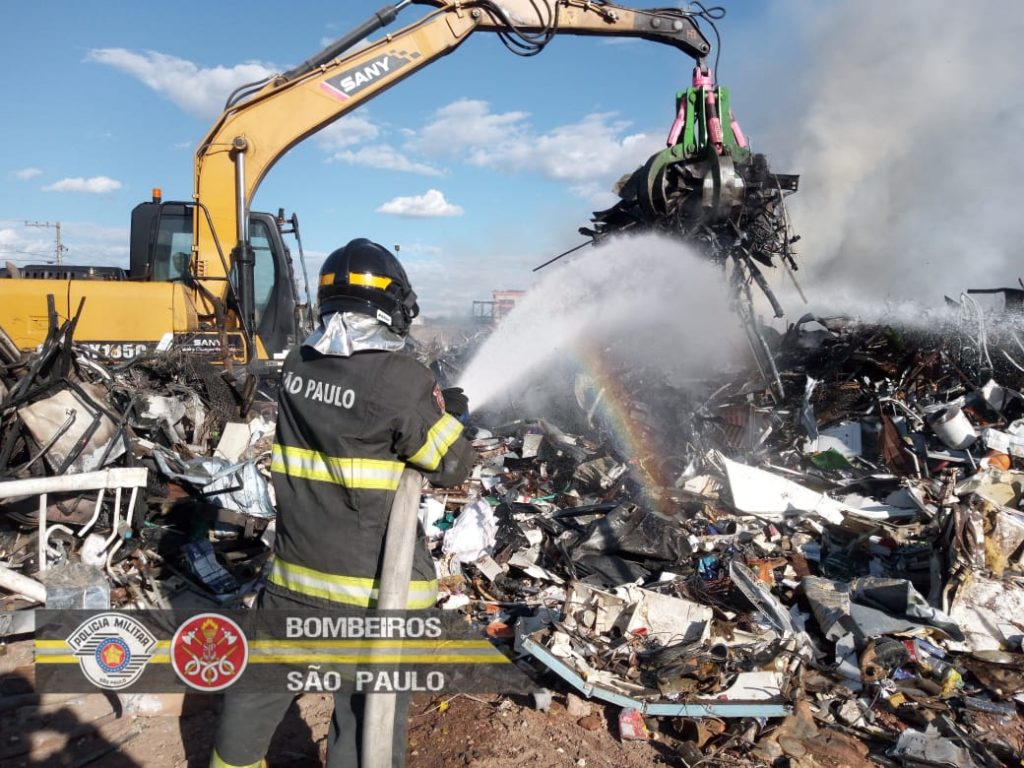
[361,468,422,768]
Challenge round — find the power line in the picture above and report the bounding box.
[0,254,57,264]
[24,220,67,266]
[0,248,54,258]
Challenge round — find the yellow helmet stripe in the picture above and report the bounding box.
[348,272,393,290]
[319,272,335,286]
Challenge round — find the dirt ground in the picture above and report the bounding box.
[1,638,684,768]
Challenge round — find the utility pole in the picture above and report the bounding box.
[24,220,67,266]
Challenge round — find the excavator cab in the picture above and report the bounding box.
[128,199,308,362]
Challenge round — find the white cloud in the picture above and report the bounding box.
[0,224,53,262]
[474,113,657,183]
[414,100,660,185]
[375,189,464,218]
[12,167,42,180]
[87,48,276,119]
[569,181,620,209]
[316,115,381,150]
[330,144,442,176]
[317,114,444,175]
[413,99,529,154]
[43,176,123,194]
[0,219,128,267]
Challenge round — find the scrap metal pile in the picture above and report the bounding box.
[425,301,1024,766]
[0,313,275,620]
[3,298,1024,766]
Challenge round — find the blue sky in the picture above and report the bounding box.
[0,1,801,316]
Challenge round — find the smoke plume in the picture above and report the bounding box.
[783,0,1024,316]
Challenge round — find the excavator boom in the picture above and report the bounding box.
[1,2,735,365]
[193,0,711,343]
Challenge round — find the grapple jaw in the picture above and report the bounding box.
[578,68,801,398]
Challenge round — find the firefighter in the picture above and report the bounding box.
[211,238,474,768]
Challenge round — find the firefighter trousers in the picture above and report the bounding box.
[211,589,410,768]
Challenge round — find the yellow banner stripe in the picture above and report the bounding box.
[37,639,493,650]
[37,655,505,665]
[249,640,492,649]
[248,646,498,656]
[248,654,508,664]
[36,641,173,651]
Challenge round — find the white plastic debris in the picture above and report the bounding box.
[79,532,108,567]
[441,498,497,563]
[417,496,447,538]
[805,420,863,457]
[214,422,252,463]
[721,455,849,524]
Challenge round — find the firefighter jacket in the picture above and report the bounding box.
[267,343,474,609]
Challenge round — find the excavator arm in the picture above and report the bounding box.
[192,0,711,347]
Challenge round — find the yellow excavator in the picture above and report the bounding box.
[0,1,732,367]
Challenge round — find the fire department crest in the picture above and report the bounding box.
[66,612,157,690]
[171,613,248,691]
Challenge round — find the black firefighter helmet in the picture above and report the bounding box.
[317,238,419,336]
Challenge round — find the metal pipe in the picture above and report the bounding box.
[231,138,256,355]
[361,469,422,768]
[234,141,248,248]
[44,524,75,559]
[102,486,124,551]
[105,486,141,580]
[0,468,148,498]
[0,468,146,571]
[38,493,47,572]
[78,488,106,538]
[0,563,46,603]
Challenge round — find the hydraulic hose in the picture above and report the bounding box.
[280,2,411,83]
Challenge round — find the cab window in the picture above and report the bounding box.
[151,212,192,281]
[250,220,277,324]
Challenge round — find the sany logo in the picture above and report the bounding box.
[338,55,391,93]
[321,51,417,101]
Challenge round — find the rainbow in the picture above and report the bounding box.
[572,342,671,511]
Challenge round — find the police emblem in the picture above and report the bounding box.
[66,612,157,690]
[171,613,248,691]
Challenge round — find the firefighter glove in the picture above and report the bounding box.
[441,387,469,418]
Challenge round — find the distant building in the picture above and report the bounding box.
[473,289,525,325]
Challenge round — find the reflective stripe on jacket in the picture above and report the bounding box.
[269,345,474,609]
[268,557,438,609]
